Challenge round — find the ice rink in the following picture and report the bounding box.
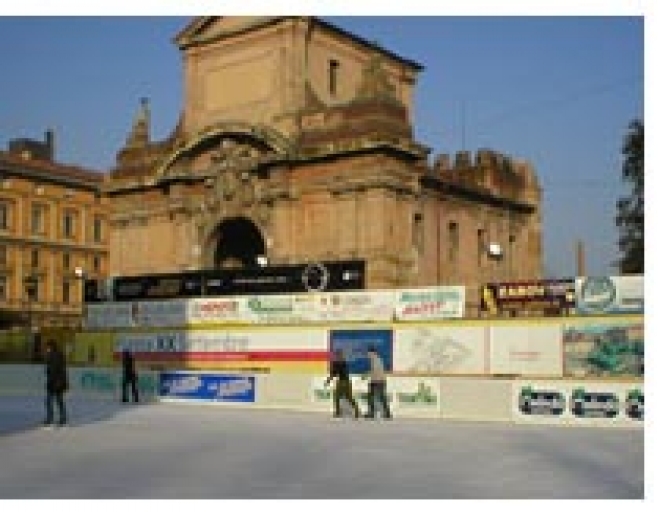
[0,393,644,499]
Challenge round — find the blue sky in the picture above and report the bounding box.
[0,6,647,279]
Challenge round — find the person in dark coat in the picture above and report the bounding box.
[121,349,139,403]
[325,349,361,418]
[43,340,68,427]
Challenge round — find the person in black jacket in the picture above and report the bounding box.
[43,340,68,428]
[325,349,361,418]
[121,349,139,403]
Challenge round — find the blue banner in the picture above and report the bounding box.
[159,372,255,403]
[329,329,393,374]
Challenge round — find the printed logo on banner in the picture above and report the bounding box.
[578,277,617,313]
[329,329,393,374]
[518,386,566,416]
[396,381,439,406]
[570,388,619,419]
[625,389,644,420]
[575,275,643,314]
[159,372,255,402]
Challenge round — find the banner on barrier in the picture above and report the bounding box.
[480,279,574,316]
[159,371,256,403]
[115,329,328,372]
[563,321,643,378]
[575,275,643,315]
[394,286,465,320]
[489,324,563,377]
[328,329,393,374]
[393,326,486,374]
[313,290,395,322]
[310,376,439,412]
[513,381,643,424]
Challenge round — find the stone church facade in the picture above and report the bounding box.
[105,16,543,308]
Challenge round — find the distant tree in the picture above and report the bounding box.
[616,119,644,274]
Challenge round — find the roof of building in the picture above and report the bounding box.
[0,150,105,188]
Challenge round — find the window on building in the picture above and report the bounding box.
[62,280,71,304]
[30,249,39,269]
[0,201,10,230]
[25,276,38,301]
[63,252,71,270]
[31,204,46,235]
[329,59,340,96]
[93,255,101,273]
[93,215,103,243]
[0,275,7,300]
[413,213,424,253]
[0,245,6,266]
[477,228,486,266]
[63,210,76,239]
[448,222,458,262]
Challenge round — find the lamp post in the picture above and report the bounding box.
[23,274,38,361]
[74,266,86,330]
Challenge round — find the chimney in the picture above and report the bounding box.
[45,129,55,161]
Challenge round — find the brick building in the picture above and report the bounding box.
[0,131,108,338]
[105,16,543,310]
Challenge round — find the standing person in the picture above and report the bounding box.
[325,349,361,418]
[364,345,392,420]
[121,349,139,403]
[43,340,68,428]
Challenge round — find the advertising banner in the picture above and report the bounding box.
[480,279,575,316]
[129,300,188,328]
[85,303,133,330]
[91,260,365,302]
[394,286,465,320]
[513,380,643,426]
[241,294,318,324]
[489,324,563,377]
[575,275,644,315]
[115,328,328,373]
[310,376,439,414]
[563,320,643,378]
[313,290,395,322]
[328,329,393,374]
[393,326,486,374]
[159,371,256,403]
[187,297,245,325]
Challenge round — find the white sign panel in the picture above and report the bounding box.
[489,324,563,377]
[312,290,395,322]
[394,326,487,374]
[394,286,465,320]
[512,380,643,426]
[85,303,133,329]
[241,294,318,324]
[116,328,328,354]
[187,297,244,325]
[575,275,644,314]
[129,300,188,328]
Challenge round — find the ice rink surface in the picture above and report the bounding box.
[0,393,645,500]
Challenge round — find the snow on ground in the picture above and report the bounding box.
[0,393,644,499]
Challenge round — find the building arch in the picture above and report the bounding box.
[202,216,267,269]
[155,121,292,181]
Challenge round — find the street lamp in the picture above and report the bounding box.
[74,266,86,330]
[23,274,38,361]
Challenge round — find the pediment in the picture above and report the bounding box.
[174,16,286,49]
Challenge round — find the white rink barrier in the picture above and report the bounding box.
[1,365,642,427]
[0,364,159,401]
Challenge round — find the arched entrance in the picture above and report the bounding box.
[211,217,266,269]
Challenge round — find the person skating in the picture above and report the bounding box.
[121,349,139,403]
[325,349,361,418]
[43,340,68,428]
[364,345,392,419]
